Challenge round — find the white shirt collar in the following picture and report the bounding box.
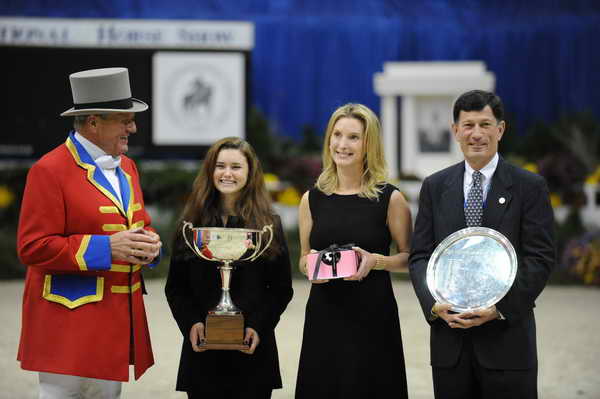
[463,153,499,201]
[465,152,499,183]
[74,131,107,160]
[74,132,123,201]
[74,132,121,169]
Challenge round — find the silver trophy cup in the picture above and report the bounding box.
[182,221,273,349]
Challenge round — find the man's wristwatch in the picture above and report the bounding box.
[430,305,439,321]
[496,309,506,320]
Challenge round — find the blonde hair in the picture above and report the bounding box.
[315,103,388,200]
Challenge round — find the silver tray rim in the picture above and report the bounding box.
[426,227,518,312]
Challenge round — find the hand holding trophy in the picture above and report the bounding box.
[182,221,273,350]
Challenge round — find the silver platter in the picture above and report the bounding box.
[426,227,517,312]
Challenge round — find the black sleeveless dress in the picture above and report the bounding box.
[295,184,408,398]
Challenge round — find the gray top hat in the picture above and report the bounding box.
[61,67,149,117]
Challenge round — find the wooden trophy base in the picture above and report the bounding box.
[199,313,250,350]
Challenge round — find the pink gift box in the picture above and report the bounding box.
[306,246,360,280]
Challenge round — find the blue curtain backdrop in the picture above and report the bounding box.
[2,0,599,140]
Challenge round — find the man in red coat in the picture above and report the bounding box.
[17,67,162,398]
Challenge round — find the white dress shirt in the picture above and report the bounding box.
[461,152,506,319]
[463,152,499,204]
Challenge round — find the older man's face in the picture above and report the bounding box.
[452,105,505,170]
[90,112,136,156]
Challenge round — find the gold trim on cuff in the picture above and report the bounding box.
[110,264,142,273]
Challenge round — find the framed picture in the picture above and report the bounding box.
[416,97,452,153]
[153,51,245,145]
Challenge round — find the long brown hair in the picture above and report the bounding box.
[179,137,281,256]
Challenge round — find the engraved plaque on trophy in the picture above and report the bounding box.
[182,222,273,350]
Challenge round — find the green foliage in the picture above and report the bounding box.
[136,162,198,278]
[0,166,29,278]
[549,209,588,284]
[558,229,600,286]
[246,106,323,196]
[503,112,600,206]
[0,166,28,227]
[138,162,197,210]
[504,112,600,285]
[509,112,599,167]
[299,124,322,154]
[246,106,278,169]
[246,106,322,166]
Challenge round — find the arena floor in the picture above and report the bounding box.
[1,278,599,399]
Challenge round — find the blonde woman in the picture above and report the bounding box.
[295,103,412,398]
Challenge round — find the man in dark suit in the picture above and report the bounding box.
[409,90,555,399]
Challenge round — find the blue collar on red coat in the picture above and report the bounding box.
[65,132,133,222]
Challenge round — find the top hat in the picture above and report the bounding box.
[60,67,148,117]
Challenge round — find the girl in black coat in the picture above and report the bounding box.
[165,137,293,399]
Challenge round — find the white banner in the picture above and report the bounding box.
[0,17,254,49]
[152,52,245,145]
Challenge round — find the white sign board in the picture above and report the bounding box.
[152,52,245,145]
[0,17,254,49]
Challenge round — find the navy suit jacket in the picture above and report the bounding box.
[409,157,555,370]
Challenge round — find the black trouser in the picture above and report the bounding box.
[187,386,272,399]
[432,335,537,399]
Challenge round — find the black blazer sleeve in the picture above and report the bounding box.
[495,173,555,323]
[408,176,438,322]
[244,216,294,336]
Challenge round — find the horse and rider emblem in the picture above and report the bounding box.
[183,78,213,115]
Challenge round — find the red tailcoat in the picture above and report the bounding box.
[17,133,155,381]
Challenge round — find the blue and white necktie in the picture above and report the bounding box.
[465,170,483,227]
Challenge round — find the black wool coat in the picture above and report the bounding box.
[409,158,555,370]
[165,215,293,394]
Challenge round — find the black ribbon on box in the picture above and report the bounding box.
[311,243,356,280]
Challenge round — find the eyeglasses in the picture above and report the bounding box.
[96,114,136,127]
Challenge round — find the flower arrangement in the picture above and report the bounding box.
[562,230,600,286]
[0,185,14,209]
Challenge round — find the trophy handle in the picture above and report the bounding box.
[182,221,214,262]
[248,224,274,262]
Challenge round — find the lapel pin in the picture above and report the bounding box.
[499,197,506,204]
